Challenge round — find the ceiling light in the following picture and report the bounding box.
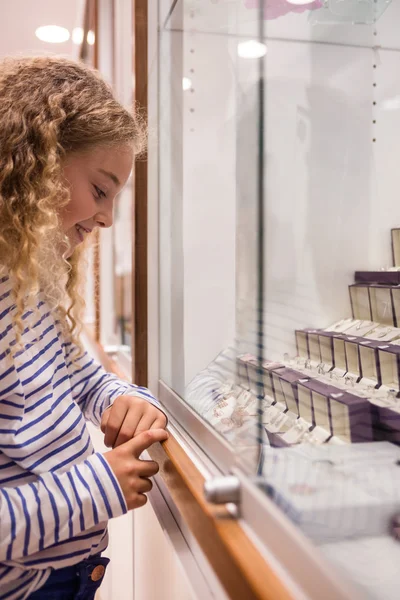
[87,30,95,46]
[72,27,84,45]
[237,40,267,59]
[182,77,192,91]
[286,0,315,4]
[35,25,70,44]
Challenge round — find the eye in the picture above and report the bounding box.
[93,185,106,201]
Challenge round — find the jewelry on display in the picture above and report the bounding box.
[334,320,345,330]
[294,420,308,433]
[345,375,355,387]
[304,358,311,370]
[317,362,326,375]
[356,320,371,331]
[387,388,398,404]
[377,327,392,338]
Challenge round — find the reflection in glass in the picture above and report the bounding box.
[158,0,400,596]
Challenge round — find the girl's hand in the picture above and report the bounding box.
[104,428,168,510]
[101,395,167,448]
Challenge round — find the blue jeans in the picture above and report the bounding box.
[28,555,110,599]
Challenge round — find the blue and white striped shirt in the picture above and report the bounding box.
[0,276,161,599]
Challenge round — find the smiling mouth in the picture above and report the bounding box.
[75,224,91,243]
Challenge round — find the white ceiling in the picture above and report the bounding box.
[0,0,84,60]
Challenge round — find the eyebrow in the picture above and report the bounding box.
[97,168,121,187]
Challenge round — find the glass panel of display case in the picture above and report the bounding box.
[256,1,400,598]
[113,182,133,347]
[159,0,264,469]
[158,1,400,598]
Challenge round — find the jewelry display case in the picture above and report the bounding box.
[147,1,400,598]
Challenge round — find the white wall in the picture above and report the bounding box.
[133,500,196,600]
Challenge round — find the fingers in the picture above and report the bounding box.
[136,459,159,478]
[104,397,166,448]
[103,402,129,448]
[100,406,111,434]
[133,414,157,437]
[129,429,169,457]
[136,477,153,494]
[134,494,148,508]
[150,416,167,430]
[114,410,143,448]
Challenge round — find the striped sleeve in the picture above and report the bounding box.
[65,344,165,426]
[0,452,127,561]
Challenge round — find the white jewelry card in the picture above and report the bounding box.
[369,287,394,326]
[271,372,286,406]
[206,394,237,427]
[378,348,399,391]
[318,334,334,369]
[262,403,283,425]
[262,370,273,398]
[344,320,377,337]
[267,410,298,435]
[279,411,299,433]
[344,341,361,380]
[391,287,400,327]
[333,337,347,371]
[392,228,400,266]
[280,379,299,415]
[261,396,275,411]
[365,325,400,342]
[359,344,379,384]
[308,333,322,363]
[312,391,332,432]
[329,393,351,443]
[280,417,311,444]
[262,361,282,398]
[297,382,314,424]
[295,330,309,359]
[306,426,331,445]
[236,389,257,415]
[324,318,357,333]
[349,285,372,321]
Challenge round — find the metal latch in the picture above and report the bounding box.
[204,476,240,505]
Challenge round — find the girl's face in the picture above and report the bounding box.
[60,144,133,253]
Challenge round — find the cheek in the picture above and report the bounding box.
[61,188,97,230]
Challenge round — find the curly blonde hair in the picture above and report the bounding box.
[0,55,144,353]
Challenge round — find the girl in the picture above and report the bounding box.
[0,56,168,599]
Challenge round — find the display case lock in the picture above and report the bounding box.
[204,476,240,505]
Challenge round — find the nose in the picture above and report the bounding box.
[95,209,113,229]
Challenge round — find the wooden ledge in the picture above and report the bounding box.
[149,435,294,600]
[87,331,293,600]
